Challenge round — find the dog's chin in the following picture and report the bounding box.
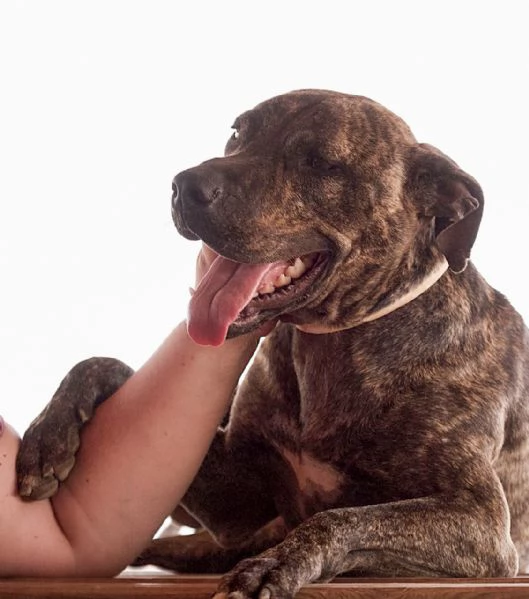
[226,252,331,338]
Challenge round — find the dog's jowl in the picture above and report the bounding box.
[17,90,529,598]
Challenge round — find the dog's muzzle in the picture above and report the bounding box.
[170,171,205,241]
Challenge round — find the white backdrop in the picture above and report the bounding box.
[0,0,528,434]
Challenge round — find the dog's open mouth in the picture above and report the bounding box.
[187,249,327,345]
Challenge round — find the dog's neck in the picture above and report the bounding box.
[296,257,449,335]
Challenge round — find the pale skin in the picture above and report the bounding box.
[0,246,265,577]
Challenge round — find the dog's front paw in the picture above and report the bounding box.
[16,407,78,501]
[212,511,343,598]
[16,357,133,500]
[213,552,304,599]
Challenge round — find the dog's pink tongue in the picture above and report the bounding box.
[188,255,272,346]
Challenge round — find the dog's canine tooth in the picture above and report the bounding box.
[286,257,306,279]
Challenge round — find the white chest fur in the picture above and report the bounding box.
[281,448,344,519]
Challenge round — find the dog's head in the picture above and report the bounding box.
[173,89,483,345]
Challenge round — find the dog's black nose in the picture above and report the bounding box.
[173,169,222,211]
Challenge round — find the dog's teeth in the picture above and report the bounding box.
[258,283,275,295]
[286,257,306,279]
[254,254,317,298]
[274,273,292,288]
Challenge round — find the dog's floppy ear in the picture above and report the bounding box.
[406,143,484,273]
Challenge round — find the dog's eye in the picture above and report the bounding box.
[307,156,323,169]
[306,155,342,174]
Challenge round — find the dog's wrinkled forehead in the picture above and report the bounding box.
[226,89,417,163]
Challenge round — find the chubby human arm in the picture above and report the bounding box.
[0,324,260,577]
[0,246,263,577]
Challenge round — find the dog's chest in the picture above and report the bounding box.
[260,329,420,518]
[268,336,363,520]
[243,326,454,521]
[278,448,345,521]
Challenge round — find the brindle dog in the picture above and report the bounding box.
[16,90,529,598]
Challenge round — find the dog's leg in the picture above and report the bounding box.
[214,474,518,599]
[132,517,288,574]
[177,430,283,548]
[165,328,299,550]
[16,357,134,500]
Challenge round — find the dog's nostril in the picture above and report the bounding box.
[171,179,179,211]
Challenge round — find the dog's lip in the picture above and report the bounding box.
[172,202,200,241]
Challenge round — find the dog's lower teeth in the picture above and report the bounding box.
[274,274,292,287]
[259,283,275,295]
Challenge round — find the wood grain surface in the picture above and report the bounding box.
[1,576,529,598]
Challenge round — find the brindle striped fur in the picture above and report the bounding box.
[16,90,529,599]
